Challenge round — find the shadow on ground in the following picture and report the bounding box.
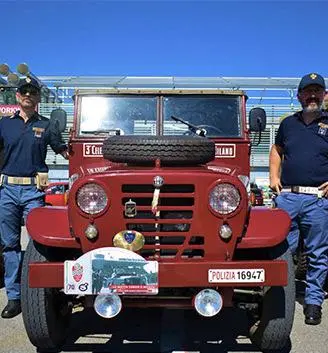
[45,306,291,353]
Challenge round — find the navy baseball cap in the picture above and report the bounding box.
[298,73,326,91]
[18,77,40,91]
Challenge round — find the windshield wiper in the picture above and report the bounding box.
[170,115,206,137]
[81,129,121,135]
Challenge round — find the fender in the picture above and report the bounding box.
[26,207,80,248]
[236,207,291,249]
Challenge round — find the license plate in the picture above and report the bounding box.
[64,247,158,295]
[208,269,265,283]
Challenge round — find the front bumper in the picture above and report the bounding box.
[29,260,287,288]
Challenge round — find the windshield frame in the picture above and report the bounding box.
[75,90,245,139]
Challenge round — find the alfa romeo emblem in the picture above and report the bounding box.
[153,175,164,188]
[72,263,83,282]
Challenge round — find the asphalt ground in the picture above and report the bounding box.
[1,229,328,353]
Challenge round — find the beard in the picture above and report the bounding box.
[303,100,321,113]
[20,98,36,110]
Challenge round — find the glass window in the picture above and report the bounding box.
[163,95,241,137]
[79,96,157,136]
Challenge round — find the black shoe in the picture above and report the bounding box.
[1,300,21,319]
[303,304,322,325]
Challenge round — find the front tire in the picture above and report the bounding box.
[249,241,295,351]
[21,240,72,351]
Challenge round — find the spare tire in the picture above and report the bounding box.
[103,136,215,165]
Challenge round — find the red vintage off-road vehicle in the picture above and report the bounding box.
[22,89,295,352]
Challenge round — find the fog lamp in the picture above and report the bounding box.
[219,224,232,240]
[94,294,122,319]
[85,224,98,240]
[194,289,223,317]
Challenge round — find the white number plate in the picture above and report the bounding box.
[208,269,265,283]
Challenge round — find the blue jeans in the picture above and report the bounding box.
[275,193,328,306]
[0,184,44,300]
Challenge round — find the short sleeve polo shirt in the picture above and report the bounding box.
[0,112,66,177]
[275,111,328,186]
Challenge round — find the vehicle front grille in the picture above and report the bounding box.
[121,184,204,260]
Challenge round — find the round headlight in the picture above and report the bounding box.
[209,183,241,215]
[77,183,108,215]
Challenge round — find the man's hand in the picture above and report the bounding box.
[319,181,328,198]
[270,176,282,195]
[60,150,69,160]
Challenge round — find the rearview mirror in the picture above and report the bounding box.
[50,108,67,133]
[249,108,266,132]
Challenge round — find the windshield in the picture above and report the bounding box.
[79,96,157,135]
[78,94,242,137]
[163,96,241,137]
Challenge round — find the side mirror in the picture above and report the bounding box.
[50,108,67,133]
[249,107,266,132]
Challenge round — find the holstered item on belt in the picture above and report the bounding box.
[0,174,3,186]
[36,172,49,190]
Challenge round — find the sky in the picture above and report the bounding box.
[1,0,328,78]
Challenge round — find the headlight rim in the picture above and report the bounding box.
[208,181,242,218]
[75,181,109,217]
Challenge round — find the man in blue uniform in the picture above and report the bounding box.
[323,91,328,112]
[270,73,328,325]
[0,77,68,318]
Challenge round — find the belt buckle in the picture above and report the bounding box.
[291,186,299,193]
[298,186,316,194]
[22,177,32,185]
[7,176,34,185]
[12,177,21,184]
[294,186,322,197]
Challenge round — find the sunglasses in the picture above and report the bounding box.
[18,86,40,96]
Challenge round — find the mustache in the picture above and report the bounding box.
[305,98,320,105]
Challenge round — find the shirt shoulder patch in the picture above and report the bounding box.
[318,122,328,129]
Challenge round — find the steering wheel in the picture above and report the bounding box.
[183,124,224,136]
[198,125,224,135]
